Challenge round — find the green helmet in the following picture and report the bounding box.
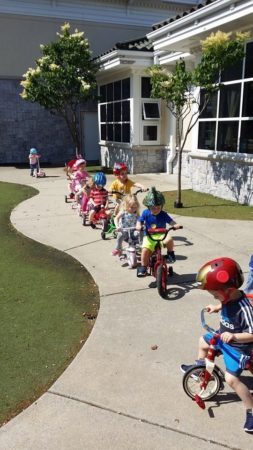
[143,187,165,208]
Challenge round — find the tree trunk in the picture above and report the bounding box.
[174,118,183,208]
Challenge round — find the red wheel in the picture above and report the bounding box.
[156,264,167,298]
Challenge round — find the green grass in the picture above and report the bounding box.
[0,182,99,426]
[164,189,253,220]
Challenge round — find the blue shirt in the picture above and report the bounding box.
[138,209,174,234]
[220,293,253,354]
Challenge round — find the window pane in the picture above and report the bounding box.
[143,126,157,141]
[199,90,217,118]
[107,103,113,122]
[122,100,130,121]
[114,80,121,101]
[108,124,113,141]
[101,124,107,140]
[242,81,253,117]
[114,124,121,142]
[141,77,152,98]
[107,83,113,102]
[217,121,238,152]
[245,42,253,78]
[100,104,106,122]
[114,102,121,122]
[143,102,160,119]
[240,121,253,154]
[219,84,241,117]
[221,60,242,82]
[100,85,106,102]
[122,78,130,99]
[122,124,130,142]
[198,122,216,150]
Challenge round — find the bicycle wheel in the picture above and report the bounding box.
[101,219,109,232]
[183,365,221,401]
[126,250,137,268]
[156,264,167,298]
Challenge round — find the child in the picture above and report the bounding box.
[28,148,40,177]
[88,172,110,227]
[112,194,140,256]
[136,187,182,277]
[73,159,90,192]
[181,257,253,433]
[75,177,94,214]
[110,163,145,214]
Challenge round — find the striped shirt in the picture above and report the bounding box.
[90,187,108,206]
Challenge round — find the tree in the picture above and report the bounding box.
[148,31,249,207]
[20,23,98,155]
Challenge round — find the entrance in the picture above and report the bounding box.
[81,111,100,163]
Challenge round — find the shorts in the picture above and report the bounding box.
[203,332,251,377]
[142,234,165,252]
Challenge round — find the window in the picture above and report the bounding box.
[99,78,130,143]
[198,41,253,154]
[142,102,160,120]
[141,77,160,144]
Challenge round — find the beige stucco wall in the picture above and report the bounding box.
[0,14,149,77]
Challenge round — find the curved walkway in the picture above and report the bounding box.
[0,167,252,450]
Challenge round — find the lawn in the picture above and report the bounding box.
[0,181,99,426]
[164,190,253,220]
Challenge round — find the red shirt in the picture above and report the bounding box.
[90,187,108,206]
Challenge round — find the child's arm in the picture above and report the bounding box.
[136,219,143,231]
[133,182,145,190]
[114,211,123,229]
[221,331,253,344]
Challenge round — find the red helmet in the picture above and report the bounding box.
[113,162,127,176]
[196,257,244,293]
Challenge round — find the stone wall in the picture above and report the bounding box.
[100,144,166,174]
[188,153,253,206]
[0,79,75,165]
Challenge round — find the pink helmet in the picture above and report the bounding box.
[113,162,127,176]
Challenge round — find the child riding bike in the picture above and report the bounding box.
[135,187,182,277]
[109,163,146,215]
[181,257,253,433]
[112,194,140,257]
[88,172,110,228]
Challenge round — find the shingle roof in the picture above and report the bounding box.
[152,0,215,30]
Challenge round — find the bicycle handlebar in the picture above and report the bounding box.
[110,188,149,197]
[200,308,217,335]
[146,225,183,242]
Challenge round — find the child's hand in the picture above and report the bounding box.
[174,224,182,230]
[206,304,221,313]
[220,332,235,343]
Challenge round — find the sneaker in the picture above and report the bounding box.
[244,409,253,433]
[90,222,96,229]
[180,359,205,375]
[112,249,122,256]
[166,251,176,263]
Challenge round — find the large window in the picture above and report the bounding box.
[198,41,253,154]
[99,78,130,143]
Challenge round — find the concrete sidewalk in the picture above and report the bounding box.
[0,167,252,450]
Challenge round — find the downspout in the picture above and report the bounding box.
[166,135,177,174]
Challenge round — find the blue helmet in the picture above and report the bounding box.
[30,148,37,155]
[93,172,107,187]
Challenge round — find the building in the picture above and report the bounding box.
[0,0,196,165]
[96,0,253,205]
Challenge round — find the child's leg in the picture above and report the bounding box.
[89,210,95,223]
[225,372,253,409]
[164,236,174,252]
[81,194,89,212]
[115,232,124,251]
[197,336,210,360]
[141,247,151,267]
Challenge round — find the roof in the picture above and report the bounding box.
[152,0,215,30]
[97,35,153,59]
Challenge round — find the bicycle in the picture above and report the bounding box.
[182,308,253,410]
[137,226,183,299]
[82,205,111,234]
[119,227,142,268]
